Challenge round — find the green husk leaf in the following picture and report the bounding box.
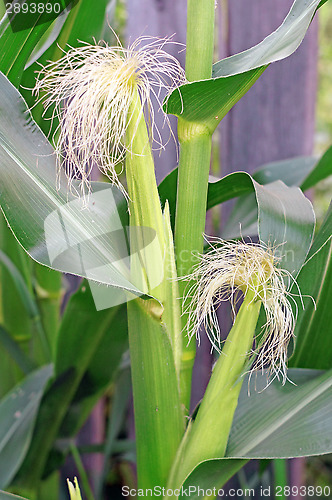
[127,299,184,488]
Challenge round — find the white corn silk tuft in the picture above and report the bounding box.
[34,37,186,197]
[183,238,298,384]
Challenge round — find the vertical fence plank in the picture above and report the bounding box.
[127,0,187,181]
[220,0,318,176]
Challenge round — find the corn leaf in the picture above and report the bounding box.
[175,368,332,499]
[0,492,28,500]
[164,0,321,132]
[0,71,149,299]
[0,326,35,375]
[0,1,76,87]
[290,203,332,369]
[159,169,315,276]
[96,365,132,500]
[223,147,332,239]
[0,365,53,489]
[0,251,39,320]
[14,284,124,491]
[56,285,129,440]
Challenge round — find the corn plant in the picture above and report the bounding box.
[0,0,332,499]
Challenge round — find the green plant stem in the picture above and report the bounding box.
[185,0,215,82]
[175,0,216,411]
[125,87,184,488]
[0,249,51,364]
[34,264,62,359]
[168,289,261,490]
[175,123,212,405]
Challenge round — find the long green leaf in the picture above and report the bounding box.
[0,251,39,320]
[176,369,332,498]
[159,169,315,276]
[57,289,129,440]
[254,157,318,188]
[0,326,35,375]
[0,71,148,299]
[0,250,51,362]
[24,10,70,70]
[164,0,321,131]
[14,284,121,493]
[0,492,27,500]
[97,365,131,500]
[159,146,332,224]
[301,145,332,191]
[227,369,332,458]
[0,218,35,395]
[223,149,332,239]
[252,180,314,275]
[21,0,110,133]
[13,368,75,497]
[0,1,75,87]
[0,365,53,489]
[290,203,332,369]
[33,264,62,359]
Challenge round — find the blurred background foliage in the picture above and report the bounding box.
[316,2,332,223]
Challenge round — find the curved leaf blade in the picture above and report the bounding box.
[24,9,70,70]
[227,369,332,458]
[164,0,321,131]
[0,251,39,319]
[0,326,35,375]
[0,72,152,300]
[290,203,332,369]
[0,1,76,87]
[301,144,332,191]
[159,169,315,276]
[159,146,331,223]
[177,369,332,498]
[254,180,315,275]
[0,365,53,489]
[24,285,128,482]
[0,492,28,500]
[55,284,125,382]
[223,149,332,240]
